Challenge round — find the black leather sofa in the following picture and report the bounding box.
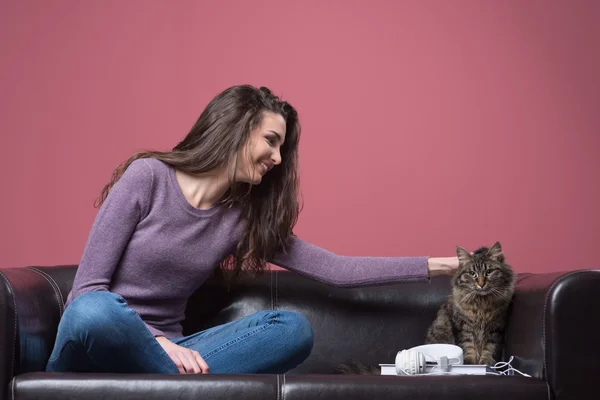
[1,265,599,400]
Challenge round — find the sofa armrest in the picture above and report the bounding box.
[0,267,67,400]
[504,269,600,400]
[0,270,18,400]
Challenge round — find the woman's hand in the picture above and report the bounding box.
[427,257,460,277]
[155,336,210,374]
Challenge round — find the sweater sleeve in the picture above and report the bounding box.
[65,159,154,306]
[269,235,430,287]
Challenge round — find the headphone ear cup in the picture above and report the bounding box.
[416,351,426,374]
[408,350,422,375]
[396,350,411,375]
[395,350,405,375]
[411,350,420,374]
[406,350,415,374]
[396,349,428,375]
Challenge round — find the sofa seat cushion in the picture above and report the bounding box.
[11,373,278,400]
[282,374,549,400]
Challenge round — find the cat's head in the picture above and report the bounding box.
[451,241,515,301]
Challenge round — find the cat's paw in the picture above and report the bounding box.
[478,356,496,366]
[463,354,478,365]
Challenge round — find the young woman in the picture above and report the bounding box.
[46,85,459,375]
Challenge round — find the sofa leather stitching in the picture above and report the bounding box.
[11,376,15,400]
[28,267,64,309]
[276,374,280,400]
[282,373,286,400]
[0,272,17,383]
[27,267,64,317]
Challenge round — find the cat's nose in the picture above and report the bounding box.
[477,277,486,287]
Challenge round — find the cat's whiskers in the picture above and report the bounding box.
[458,289,477,307]
[490,287,512,303]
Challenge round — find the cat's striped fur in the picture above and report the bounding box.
[425,241,515,366]
[337,241,515,374]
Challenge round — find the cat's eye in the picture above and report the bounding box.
[469,271,477,277]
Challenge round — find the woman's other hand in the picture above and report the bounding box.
[155,336,210,374]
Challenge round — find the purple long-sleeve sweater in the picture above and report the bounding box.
[66,158,430,338]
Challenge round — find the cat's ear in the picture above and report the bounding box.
[456,246,472,264]
[486,241,505,262]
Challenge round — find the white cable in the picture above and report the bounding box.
[490,356,532,377]
[395,353,531,377]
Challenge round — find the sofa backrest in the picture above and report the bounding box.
[1,265,452,375]
[183,269,452,374]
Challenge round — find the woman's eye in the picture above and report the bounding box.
[266,136,275,145]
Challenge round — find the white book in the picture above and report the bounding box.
[379,363,490,376]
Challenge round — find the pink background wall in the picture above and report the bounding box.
[1,1,598,274]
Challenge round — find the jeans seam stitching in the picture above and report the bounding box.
[179,324,238,349]
[120,301,180,372]
[202,317,278,361]
[182,310,281,349]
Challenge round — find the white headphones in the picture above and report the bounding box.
[393,344,531,377]
[395,348,428,375]
[395,344,463,375]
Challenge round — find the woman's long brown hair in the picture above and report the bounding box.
[95,85,301,280]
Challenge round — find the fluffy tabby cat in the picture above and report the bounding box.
[337,242,515,374]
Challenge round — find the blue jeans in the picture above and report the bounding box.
[45,291,314,374]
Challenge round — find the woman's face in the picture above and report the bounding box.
[236,112,287,185]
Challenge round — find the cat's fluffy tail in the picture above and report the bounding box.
[336,360,380,375]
